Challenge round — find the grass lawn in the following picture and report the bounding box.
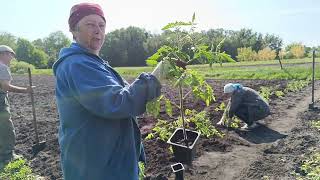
[26,58,320,80]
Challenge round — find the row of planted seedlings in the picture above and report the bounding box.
[144,14,227,179]
[259,78,312,102]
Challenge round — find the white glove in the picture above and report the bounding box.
[151,61,170,83]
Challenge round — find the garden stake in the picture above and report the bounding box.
[28,68,46,155]
[178,83,188,146]
[309,50,319,110]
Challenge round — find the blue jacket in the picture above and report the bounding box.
[52,43,161,180]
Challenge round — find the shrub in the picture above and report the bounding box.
[236,47,257,61]
[10,60,35,74]
[257,47,276,61]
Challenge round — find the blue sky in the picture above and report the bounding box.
[1,0,319,46]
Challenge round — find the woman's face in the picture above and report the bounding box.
[72,14,106,55]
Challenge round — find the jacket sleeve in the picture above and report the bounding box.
[228,91,243,118]
[64,58,161,119]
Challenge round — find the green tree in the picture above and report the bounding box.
[42,31,71,67]
[101,26,148,67]
[16,38,34,63]
[32,48,49,68]
[0,32,17,49]
[16,38,49,68]
[263,34,283,50]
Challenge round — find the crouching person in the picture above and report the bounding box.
[217,83,271,130]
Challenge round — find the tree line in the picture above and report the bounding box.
[0,27,319,69]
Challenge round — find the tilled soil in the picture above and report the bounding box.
[6,75,318,180]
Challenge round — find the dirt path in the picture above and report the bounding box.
[173,81,320,180]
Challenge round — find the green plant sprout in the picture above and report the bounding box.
[219,101,241,129]
[311,120,320,131]
[274,90,284,98]
[138,162,145,180]
[284,79,311,93]
[0,158,35,180]
[259,86,272,102]
[293,151,320,180]
[215,102,226,112]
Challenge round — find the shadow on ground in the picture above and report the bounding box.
[235,123,287,144]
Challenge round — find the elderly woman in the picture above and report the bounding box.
[217,83,271,130]
[53,3,162,180]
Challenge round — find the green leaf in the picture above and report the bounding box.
[218,52,236,63]
[162,21,193,30]
[192,13,196,23]
[146,45,173,66]
[145,133,154,140]
[146,96,163,117]
[165,98,173,117]
[215,38,226,52]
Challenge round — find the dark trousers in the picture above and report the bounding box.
[0,93,15,164]
[235,105,270,125]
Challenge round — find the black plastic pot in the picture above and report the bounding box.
[171,162,185,180]
[167,128,200,164]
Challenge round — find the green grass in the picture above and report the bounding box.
[20,58,319,80]
[191,58,320,68]
[31,69,53,75]
[194,66,316,80]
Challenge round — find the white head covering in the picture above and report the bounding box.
[224,83,235,93]
[224,83,244,93]
[0,45,15,55]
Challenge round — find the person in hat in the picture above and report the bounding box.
[53,3,165,180]
[0,45,34,169]
[217,83,271,130]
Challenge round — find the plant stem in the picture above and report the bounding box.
[170,101,181,110]
[183,90,192,100]
[179,83,188,146]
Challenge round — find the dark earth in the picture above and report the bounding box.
[7,74,320,180]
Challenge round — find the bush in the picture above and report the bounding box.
[287,43,305,59]
[257,47,276,61]
[236,47,257,61]
[10,60,35,74]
